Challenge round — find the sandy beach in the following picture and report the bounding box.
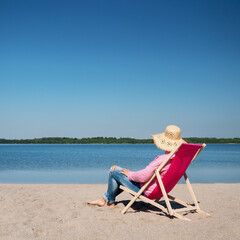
[0,183,239,240]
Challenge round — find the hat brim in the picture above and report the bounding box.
[151,133,186,152]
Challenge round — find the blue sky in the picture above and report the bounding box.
[0,0,240,139]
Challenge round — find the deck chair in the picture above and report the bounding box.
[119,143,210,221]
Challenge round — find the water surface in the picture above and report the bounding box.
[0,144,239,183]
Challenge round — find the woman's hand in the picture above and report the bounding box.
[120,168,131,177]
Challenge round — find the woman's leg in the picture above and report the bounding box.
[102,166,141,204]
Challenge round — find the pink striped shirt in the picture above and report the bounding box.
[127,154,173,196]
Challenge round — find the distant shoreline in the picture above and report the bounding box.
[0,137,239,144]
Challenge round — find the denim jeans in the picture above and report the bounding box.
[102,166,143,204]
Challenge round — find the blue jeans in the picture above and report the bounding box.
[102,166,143,204]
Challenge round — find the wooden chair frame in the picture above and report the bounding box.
[119,143,210,221]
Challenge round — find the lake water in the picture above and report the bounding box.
[0,144,239,183]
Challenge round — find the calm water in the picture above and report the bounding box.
[0,144,239,183]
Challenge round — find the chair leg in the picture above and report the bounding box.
[121,195,138,214]
[184,173,210,216]
[184,173,201,211]
[156,171,174,216]
[120,186,146,214]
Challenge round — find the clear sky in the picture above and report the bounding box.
[0,0,240,139]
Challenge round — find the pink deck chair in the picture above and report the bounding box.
[119,143,210,221]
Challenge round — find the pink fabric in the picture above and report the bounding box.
[128,154,174,196]
[147,143,203,200]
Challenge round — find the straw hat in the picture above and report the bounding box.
[151,125,186,152]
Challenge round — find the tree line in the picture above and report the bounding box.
[0,137,239,144]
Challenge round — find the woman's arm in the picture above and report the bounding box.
[127,155,167,182]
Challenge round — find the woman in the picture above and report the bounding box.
[88,125,186,207]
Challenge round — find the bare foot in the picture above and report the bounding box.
[87,197,106,207]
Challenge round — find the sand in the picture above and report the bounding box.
[0,183,239,240]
